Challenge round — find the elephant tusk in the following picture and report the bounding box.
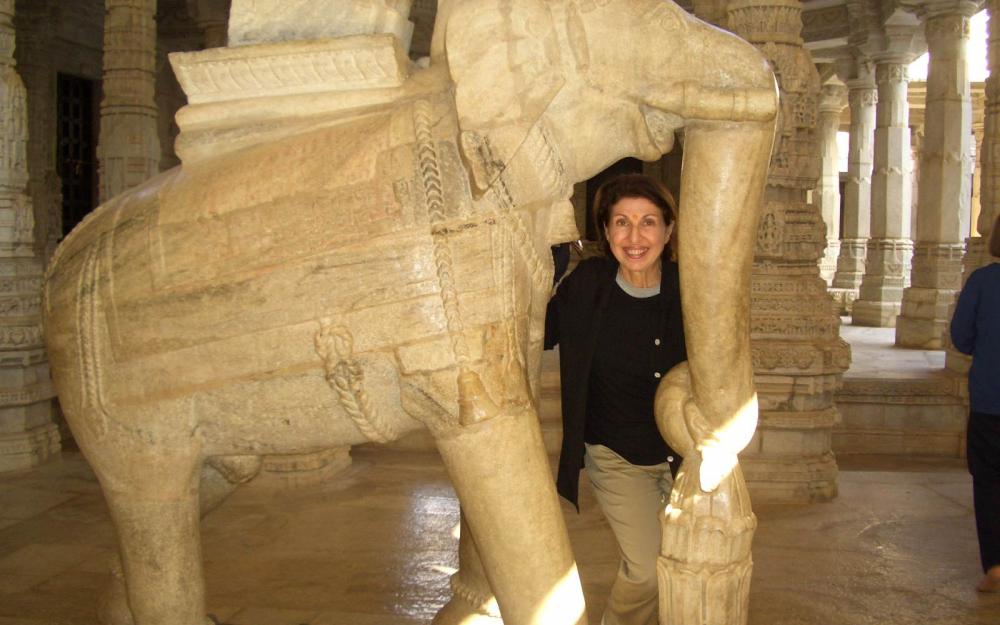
[457,369,500,426]
[648,82,778,123]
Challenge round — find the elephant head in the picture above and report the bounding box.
[443,0,776,491]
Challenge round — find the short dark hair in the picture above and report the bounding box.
[592,173,678,260]
[991,212,1000,258]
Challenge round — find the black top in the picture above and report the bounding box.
[544,256,687,509]
[585,284,670,465]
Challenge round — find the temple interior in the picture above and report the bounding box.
[2,0,1000,623]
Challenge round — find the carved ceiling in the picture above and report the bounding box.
[803,0,986,74]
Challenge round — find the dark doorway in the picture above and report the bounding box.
[57,73,98,236]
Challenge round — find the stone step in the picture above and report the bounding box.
[833,373,966,458]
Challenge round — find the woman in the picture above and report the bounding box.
[545,174,685,625]
[951,212,1000,593]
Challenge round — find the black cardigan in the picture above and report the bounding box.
[544,256,687,509]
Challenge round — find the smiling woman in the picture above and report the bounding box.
[604,196,675,288]
[545,173,685,625]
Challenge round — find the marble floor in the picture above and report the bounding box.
[1,447,999,625]
[839,320,947,379]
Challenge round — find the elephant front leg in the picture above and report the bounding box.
[433,371,587,625]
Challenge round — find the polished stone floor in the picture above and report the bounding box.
[840,321,947,380]
[1,447,999,625]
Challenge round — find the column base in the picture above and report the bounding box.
[740,406,841,503]
[894,287,958,348]
[852,238,911,327]
[0,422,61,472]
[831,238,867,291]
[743,451,839,503]
[828,288,858,314]
[851,299,901,327]
[255,447,352,488]
[819,239,840,285]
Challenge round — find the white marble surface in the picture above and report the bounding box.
[841,317,947,379]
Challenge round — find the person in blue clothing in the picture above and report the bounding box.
[545,174,685,625]
[951,211,1000,593]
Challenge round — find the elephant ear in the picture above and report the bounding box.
[445,0,565,195]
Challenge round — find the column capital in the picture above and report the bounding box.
[846,80,879,109]
[917,0,982,21]
[874,59,911,85]
[870,12,926,66]
[819,82,849,113]
[843,52,877,87]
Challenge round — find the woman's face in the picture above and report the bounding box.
[605,196,672,283]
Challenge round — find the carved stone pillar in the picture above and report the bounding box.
[897,5,977,348]
[910,123,923,245]
[0,0,59,472]
[831,74,877,312]
[818,82,847,285]
[971,112,983,237]
[13,0,62,264]
[947,0,1000,375]
[97,0,160,203]
[728,0,849,503]
[852,59,914,327]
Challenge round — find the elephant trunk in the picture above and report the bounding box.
[647,82,776,124]
[674,120,773,491]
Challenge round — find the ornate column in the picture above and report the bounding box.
[896,3,976,348]
[0,0,59,471]
[971,0,1000,259]
[971,109,983,237]
[13,0,62,264]
[97,0,160,202]
[831,71,877,312]
[818,82,848,285]
[728,0,849,503]
[852,57,914,327]
[947,0,1000,375]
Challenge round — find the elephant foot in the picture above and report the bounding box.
[432,515,503,625]
[432,598,503,625]
[98,554,217,625]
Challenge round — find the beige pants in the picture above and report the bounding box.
[584,443,673,625]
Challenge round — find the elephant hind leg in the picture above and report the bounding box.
[101,449,212,625]
[98,456,261,625]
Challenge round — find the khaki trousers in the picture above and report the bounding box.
[584,443,673,625]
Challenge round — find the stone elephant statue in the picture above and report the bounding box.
[41,0,777,624]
